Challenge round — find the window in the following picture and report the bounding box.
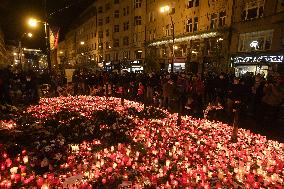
[123,8,126,16]
[94,43,97,50]
[149,12,155,22]
[98,18,103,26]
[123,51,130,59]
[135,16,142,25]
[219,11,226,26]
[113,39,120,47]
[123,36,129,45]
[105,3,111,11]
[98,31,103,38]
[186,19,193,32]
[165,24,173,36]
[106,29,110,37]
[105,17,110,24]
[149,30,156,40]
[242,0,264,21]
[187,0,199,8]
[123,22,129,31]
[114,10,120,18]
[133,33,138,43]
[195,0,199,6]
[98,6,103,13]
[238,30,273,52]
[98,43,103,50]
[194,17,198,32]
[135,50,142,59]
[114,0,119,4]
[187,0,193,8]
[210,13,218,29]
[114,25,120,32]
[123,7,130,16]
[134,0,142,8]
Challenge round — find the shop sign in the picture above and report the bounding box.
[232,55,283,64]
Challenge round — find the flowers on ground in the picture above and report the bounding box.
[0,96,283,188]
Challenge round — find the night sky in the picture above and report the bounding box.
[0,0,94,50]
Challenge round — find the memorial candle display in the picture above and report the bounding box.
[0,96,283,188]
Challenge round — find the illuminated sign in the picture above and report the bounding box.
[232,55,284,64]
[250,41,259,49]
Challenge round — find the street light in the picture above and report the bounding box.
[28,18,38,28]
[160,5,175,73]
[28,17,51,72]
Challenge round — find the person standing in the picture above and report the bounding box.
[257,74,284,122]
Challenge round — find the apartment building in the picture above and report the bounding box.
[230,0,284,76]
[61,0,284,73]
[146,0,234,72]
[63,0,146,72]
[94,0,146,71]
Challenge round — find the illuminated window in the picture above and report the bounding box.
[238,30,273,52]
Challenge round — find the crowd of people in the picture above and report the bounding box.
[1,67,284,124]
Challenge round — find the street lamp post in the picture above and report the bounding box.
[160,5,175,73]
[28,18,51,72]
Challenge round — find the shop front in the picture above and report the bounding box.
[231,54,284,77]
[167,57,186,72]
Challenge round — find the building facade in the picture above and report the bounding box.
[146,0,234,72]
[230,0,284,76]
[60,0,284,74]
[62,0,146,72]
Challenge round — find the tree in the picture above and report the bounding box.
[144,49,160,73]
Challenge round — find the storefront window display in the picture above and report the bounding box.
[238,30,273,52]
